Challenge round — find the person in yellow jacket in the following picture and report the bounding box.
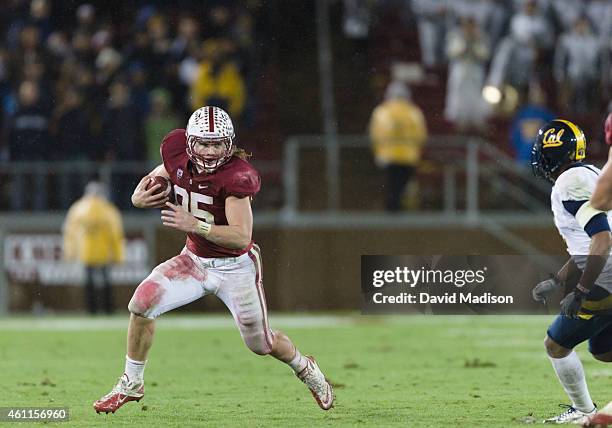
[369,80,428,211]
[190,39,246,118]
[63,181,125,314]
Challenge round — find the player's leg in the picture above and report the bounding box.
[215,245,334,410]
[126,313,155,366]
[577,319,612,427]
[124,250,212,358]
[592,350,612,362]
[543,315,598,423]
[589,317,612,362]
[94,250,212,413]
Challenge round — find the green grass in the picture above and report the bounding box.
[1,315,611,427]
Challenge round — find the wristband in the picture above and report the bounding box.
[575,283,590,295]
[196,220,212,237]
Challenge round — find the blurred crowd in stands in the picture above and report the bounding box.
[0,0,256,165]
[0,0,258,209]
[342,0,612,210]
[2,0,612,212]
[346,0,612,162]
[413,0,610,135]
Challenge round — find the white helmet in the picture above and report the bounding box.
[185,106,235,172]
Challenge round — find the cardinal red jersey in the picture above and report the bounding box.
[161,129,261,258]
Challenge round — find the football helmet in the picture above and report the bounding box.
[531,119,586,182]
[185,106,235,173]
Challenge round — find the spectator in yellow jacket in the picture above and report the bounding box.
[190,39,246,118]
[369,80,428,211]
[63,181,125,314]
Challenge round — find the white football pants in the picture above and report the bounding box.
[128,244,274,355]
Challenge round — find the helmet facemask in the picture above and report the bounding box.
[531,142,574,183]
[185,106,236,173]
[186,135,233,173]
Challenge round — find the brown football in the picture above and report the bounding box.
[145,176,175,202]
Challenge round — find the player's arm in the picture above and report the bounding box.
[591,113,612,210]
[131,164,171,209]
[532,257,580,303]
[203,196,252,249]
[591,149,612,211]
[562,195,612,293]
[161,196,253,250]
[556,257,581,285]
[559,217,612,318]
[577,230,612,293]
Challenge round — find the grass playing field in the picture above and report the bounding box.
[1,314,611,427]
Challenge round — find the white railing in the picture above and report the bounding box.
[0,159,280,211]
[282,134,551,219]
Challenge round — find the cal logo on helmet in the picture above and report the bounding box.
[531,119,586,182]
[542,128,565,148]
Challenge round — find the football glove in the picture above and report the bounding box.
[559,289,587,319]
[532,275,562,303]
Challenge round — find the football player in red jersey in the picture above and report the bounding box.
[93,106,334,413]
[591,112,612,210]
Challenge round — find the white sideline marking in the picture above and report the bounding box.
[0,314,552,331]
[0,315,355,331]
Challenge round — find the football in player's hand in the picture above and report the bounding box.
[146,176,174,203]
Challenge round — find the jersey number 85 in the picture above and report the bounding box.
[173,185,215,225]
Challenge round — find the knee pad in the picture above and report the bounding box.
[128,279,165,317]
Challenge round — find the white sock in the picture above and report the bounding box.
[549,351,595,413]
[288,349,308,373]
[125,355,146,381]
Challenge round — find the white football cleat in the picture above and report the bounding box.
[93,373,144,414]
[544,404,597,424]
[296,356,334,410]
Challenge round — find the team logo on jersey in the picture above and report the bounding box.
[177,169,183,179]
[542,128,565,148]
